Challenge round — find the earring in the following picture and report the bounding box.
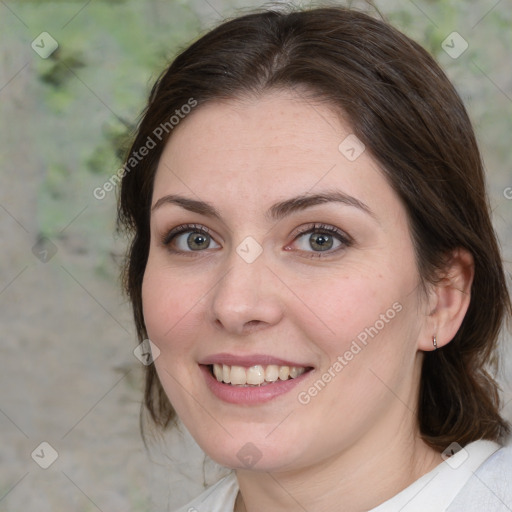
[432,335,437,350]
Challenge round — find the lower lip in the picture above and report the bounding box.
[200,365,311,405]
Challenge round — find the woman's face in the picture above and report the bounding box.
[142,90,432,472]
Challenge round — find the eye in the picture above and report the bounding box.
[162,224,221,253]
[288,223,352,257]
[161,222,351,257]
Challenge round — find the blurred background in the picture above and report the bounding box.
[1,0,511,510]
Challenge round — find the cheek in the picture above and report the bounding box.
[308,273,397,348]
[141,262,205,410]
[303,260,420,387]
[141,260,203,350]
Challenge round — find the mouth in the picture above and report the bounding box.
[199,362,314,404]
[208,363,311,386]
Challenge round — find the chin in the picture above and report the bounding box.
[192,430,307,473]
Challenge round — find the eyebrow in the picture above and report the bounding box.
[151,190,376,222]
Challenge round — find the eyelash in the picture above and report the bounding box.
[161,222,352,258]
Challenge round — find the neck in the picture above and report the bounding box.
[234,426,442,512]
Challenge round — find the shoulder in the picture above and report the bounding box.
[447,442,512,512]
[172,472,239,512]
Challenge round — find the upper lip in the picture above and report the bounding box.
[199,353,312,368]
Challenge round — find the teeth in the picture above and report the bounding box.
[289,367,300,378]
[212,363,306,386]
[230,366,246,385]
[247,365,265,385]
[265,365,279,382]
[213,364,223,381]
[222,364,231,384]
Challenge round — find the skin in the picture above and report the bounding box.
[142,90,474,512]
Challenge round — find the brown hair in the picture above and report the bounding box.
[117,5,511,450]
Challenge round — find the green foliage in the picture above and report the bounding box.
[38,49,86,88]
[86,119,135,175]
[19,0,200,250]
[42,163,70,200]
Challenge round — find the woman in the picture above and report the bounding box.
[117,6,512,511]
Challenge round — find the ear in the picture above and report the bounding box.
[418,248,474,352]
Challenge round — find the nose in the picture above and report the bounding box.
[209,247,284,336]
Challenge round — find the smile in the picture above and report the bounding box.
[200,362,313,405]
[212,363,307,386]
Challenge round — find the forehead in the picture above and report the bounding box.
[152,90,402,224]
[157,91,345,179]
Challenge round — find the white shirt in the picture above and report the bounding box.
[173,440,512,511]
